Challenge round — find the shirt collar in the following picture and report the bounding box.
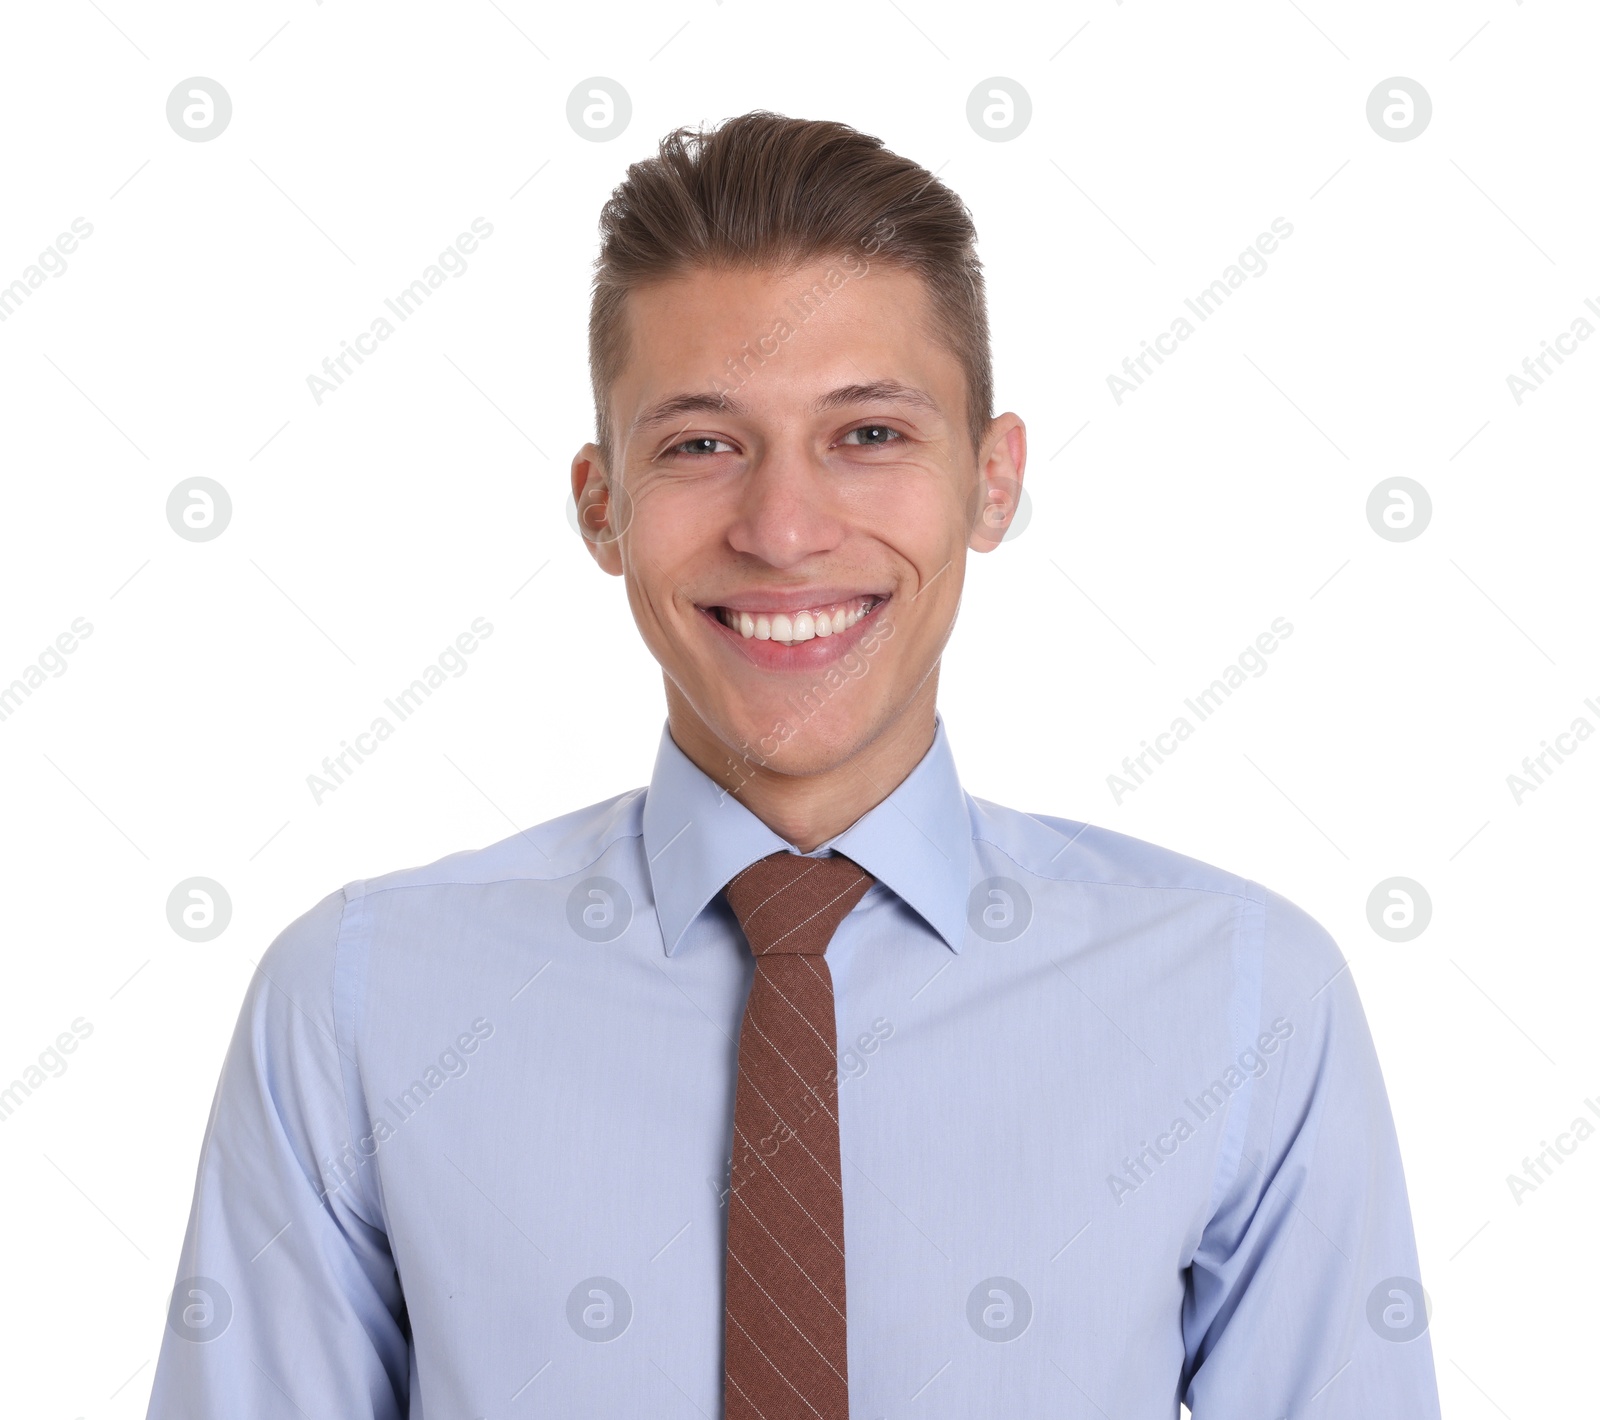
[641,711,973,957]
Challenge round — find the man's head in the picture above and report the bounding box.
[571,111,1025,799]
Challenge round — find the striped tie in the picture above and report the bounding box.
[722,849,875,1420]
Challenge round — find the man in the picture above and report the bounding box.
[147,111,1441,1418]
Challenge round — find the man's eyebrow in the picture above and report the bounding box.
[631,392,742,433]
[811,381,942,417]
[630,381,943,434]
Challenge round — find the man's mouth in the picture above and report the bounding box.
[707,595,887,646]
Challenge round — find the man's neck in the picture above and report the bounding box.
[665,677,940,852]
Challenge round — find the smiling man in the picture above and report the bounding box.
[146,112,1441,1419]
[576,248,1006,853]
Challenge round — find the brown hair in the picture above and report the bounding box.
[587,110,993,476]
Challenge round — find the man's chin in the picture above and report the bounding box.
[699,699,875,781]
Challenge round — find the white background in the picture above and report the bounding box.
[2,0,1595,1414]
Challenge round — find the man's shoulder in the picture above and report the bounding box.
[351,785,648,902]
[247,787,648,1020]
[968,793,1341,974]
[967,792,1260,903]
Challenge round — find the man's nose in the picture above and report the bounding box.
[724,447,847,569]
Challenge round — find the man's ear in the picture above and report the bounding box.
[570,444,627,576]
[967,416,1027,554]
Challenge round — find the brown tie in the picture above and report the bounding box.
[722,849,875,1420]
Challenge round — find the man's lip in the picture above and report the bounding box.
[696,590,891,615]
[698,593,889,664]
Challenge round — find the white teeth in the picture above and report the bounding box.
[715,597,879,644]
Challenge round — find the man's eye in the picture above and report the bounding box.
[666,437,735,458]
[840,424,903,447]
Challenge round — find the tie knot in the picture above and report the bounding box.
[724,850,875,956]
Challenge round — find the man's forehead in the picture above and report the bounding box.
[610,261,956,443]
[635,258,921,302]
[624,260,931,349]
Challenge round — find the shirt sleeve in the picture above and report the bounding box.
[145,885,409,1419]
[1181,886,1441,1418]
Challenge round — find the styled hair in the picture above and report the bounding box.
[587,110,993,475]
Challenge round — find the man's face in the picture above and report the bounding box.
[571,256,1025,783]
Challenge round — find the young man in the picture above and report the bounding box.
[147,112,1441,1418]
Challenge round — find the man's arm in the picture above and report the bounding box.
[1181,886,1441,1417]
[145,887,409,1419]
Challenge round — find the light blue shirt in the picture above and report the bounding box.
[146,712,1440,1417]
